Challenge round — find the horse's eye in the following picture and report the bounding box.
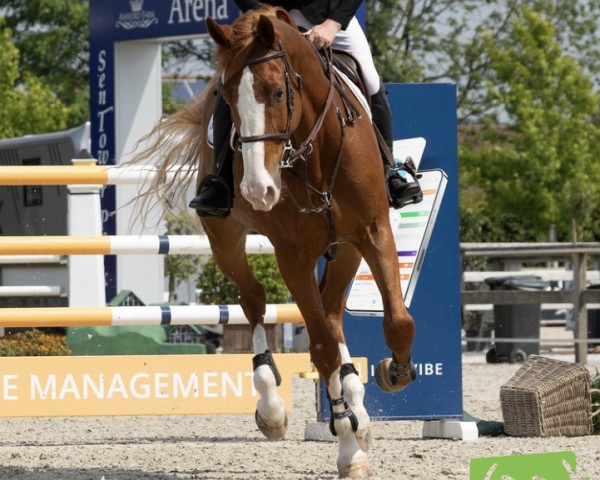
[274,88,285,102]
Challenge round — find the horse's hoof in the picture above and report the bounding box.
[338,457,372,479]
[255,410,288,440]
[374,358,415,393]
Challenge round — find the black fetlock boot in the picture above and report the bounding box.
[371,84,423,209]
[189,92,234,218]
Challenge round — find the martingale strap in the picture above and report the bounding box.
[252,350,282,387]
[327,362,360,436]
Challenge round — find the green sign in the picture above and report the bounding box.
[470,451,591,480]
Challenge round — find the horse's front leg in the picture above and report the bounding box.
[252,324,288,440]
[319,244,372,454]
[201,218,288,440]
[358,220,417,393]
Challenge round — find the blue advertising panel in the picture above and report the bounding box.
[91,0,238,41]
[320,83,462,420]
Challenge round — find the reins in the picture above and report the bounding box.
[233,34,363,261]
[280,45,347,261]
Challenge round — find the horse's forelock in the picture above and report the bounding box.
[217,5,296,82]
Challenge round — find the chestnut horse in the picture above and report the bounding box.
[132,5,416,478]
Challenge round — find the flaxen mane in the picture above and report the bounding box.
[124,73,216,225]
[215,5,293,81]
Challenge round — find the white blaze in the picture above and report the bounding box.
[237,67,266,166]
[236,67,280,211]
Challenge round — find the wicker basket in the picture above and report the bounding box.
[500,355,593,437]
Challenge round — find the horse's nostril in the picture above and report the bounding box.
[264,186,276,204]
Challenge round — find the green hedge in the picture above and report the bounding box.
[0,329,71,356]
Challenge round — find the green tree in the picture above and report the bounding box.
[163,38,215,79]
[366,0,600,122]
[198,255,290,305]
[460,6,600,242]
[0,0,90,127]
[0,1,210,128]
[164,212,203,302]
[0,24,68,137]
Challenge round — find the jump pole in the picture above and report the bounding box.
[0,304,302,328]
[0,164,195,186]
[0,161,205,304]
[0,235,275,256]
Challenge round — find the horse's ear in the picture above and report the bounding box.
[206,16,232,48]
[256,14,276,48]
[275,8,294,26]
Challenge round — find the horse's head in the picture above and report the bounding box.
[207,7,304,212]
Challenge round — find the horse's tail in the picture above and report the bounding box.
[124,75,218,227]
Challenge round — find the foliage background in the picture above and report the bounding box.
[197,254,291,305]
[0,329,71,356]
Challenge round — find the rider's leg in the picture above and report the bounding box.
[370,84,423,209]
[292,12,422,208]
[189,91,234,218]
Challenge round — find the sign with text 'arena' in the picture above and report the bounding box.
[90,0,240,302]
[91,0,235,165]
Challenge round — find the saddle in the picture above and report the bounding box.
[327,50,395,167]
[330,50,369,107]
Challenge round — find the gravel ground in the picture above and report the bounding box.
[0,345,599,479]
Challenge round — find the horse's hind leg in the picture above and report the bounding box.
[357,221,417,393]
[201,217,287,440]
[277,243,371,478]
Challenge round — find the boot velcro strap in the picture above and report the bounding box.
[329,395,348,407]
[389,355,417,385]
[252,350,282,387]
[328,403,359,436]
[327,390,359,436]
[340,362,358,380]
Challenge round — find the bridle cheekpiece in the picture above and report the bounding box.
[236,42,302,168]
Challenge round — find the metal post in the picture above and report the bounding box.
[573,252,587,364]
[67,158,106,307]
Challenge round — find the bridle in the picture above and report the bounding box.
[236,40,338,169]
[236,43,299,168]
[233,37,359,261]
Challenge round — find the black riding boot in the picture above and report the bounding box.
[371,85,423,209]
[188,93,234,218]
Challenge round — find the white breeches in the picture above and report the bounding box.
[289,10,381,96]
